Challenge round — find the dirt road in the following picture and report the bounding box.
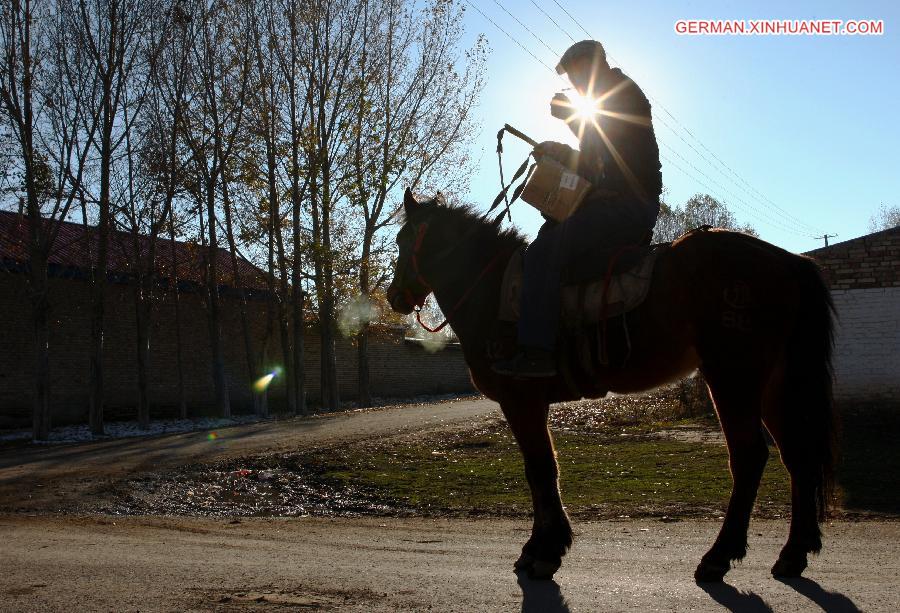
[1,514,896,612]
[1,398,897,611]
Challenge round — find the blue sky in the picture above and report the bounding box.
[454,0,899,253]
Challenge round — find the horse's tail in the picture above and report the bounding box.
[783,256,838,520]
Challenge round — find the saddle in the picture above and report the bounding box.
[494,242,666,391]
[497,243,665,327]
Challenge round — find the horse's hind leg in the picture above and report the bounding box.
[695,366,769,582]
[763,401,823,578]
[500,397,572,580]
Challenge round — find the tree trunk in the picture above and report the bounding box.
[222,178,261,414]
[88,0,122,436]
[291,268,306,416]
[88,203,109,435]
[205,187,231,418]
[134,227,159,431]
[273,207,296,415]
[319,167,339,412]
[134,279,151,429]
[170,225,187,419]
[357,324,370,408]
[29,250,51,441]
[356,229,373,408]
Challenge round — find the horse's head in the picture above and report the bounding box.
[387,187,523,316]
[386,188,442,314]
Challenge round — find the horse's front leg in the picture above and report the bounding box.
[501,398,573,580]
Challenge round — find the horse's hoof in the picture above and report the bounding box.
[771,556,807,578]
[514,552,535,571]
[527,558,561,580]
[694,560,729,583]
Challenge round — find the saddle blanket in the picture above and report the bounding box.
[497,244,663,326]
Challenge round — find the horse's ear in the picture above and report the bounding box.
[403,187,420,217]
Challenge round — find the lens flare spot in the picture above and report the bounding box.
[253,373,276,393]
[207,431,219,441]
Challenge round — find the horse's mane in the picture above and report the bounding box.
[412,199,527,253]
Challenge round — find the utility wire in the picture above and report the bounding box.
[463,0,561,78]
[655,117,817,235]
[660,142,816,237]
[528,0,576,44]
[651,103,823,235]
[470,0,823,237]
[490,0,559,57]
[526,1,825,236]
[549,0,593,40]
[660,152,813,237]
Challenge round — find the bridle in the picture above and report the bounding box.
[398,221,512,334]
[399,222,433,315]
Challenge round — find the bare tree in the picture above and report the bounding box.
[181,0,252,418]
[868,203,900,232]
[124,1,194,423]
[653,193,757,243]
[298,0,368,411]
[270,0,314,416]
[248,1,304,415]
[63,0,153,434]
[347,0,485,406]
[1,0,100,439]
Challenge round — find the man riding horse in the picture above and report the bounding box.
[492,40,663,378]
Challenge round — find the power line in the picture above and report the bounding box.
[655,120,818,235]
[660,142,816,237]
[549,0,592,40]
[650,100,824,235]
[660,152,814,238]
[525,2,826,236]
[462,0,561,78]
[528,0,576,44]
[469,0,823,239]
[490,0,559,57]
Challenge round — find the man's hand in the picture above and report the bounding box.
[534,141,578,170]
[550,93,573,120]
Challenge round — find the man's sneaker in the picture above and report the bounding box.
[491,348,557,378]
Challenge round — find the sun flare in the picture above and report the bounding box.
[565,90,602,122]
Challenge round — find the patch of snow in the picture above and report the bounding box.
[0,414,268,445]
[339,392,482,412]
[1,392,483,444]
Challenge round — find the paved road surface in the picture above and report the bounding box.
[1,514,895,611]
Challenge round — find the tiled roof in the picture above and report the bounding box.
[0,210,268,290]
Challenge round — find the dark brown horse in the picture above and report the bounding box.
[387,188,836,583]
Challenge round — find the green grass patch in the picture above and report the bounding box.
[324,429,792,517]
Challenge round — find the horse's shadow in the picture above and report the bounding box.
[696,581,774,613]
[516,570,572,613]
[777,577,862,612]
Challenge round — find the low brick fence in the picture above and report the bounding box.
[0,272,473,428]
[806,226,900,405]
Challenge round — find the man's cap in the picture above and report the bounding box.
[556,40,607,75]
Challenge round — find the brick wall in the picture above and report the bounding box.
[0,271,473,427]
[806,226,900,290]
[827,287,900,404]
[805,227,900,404]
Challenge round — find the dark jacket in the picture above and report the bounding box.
[568,68,662,222]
